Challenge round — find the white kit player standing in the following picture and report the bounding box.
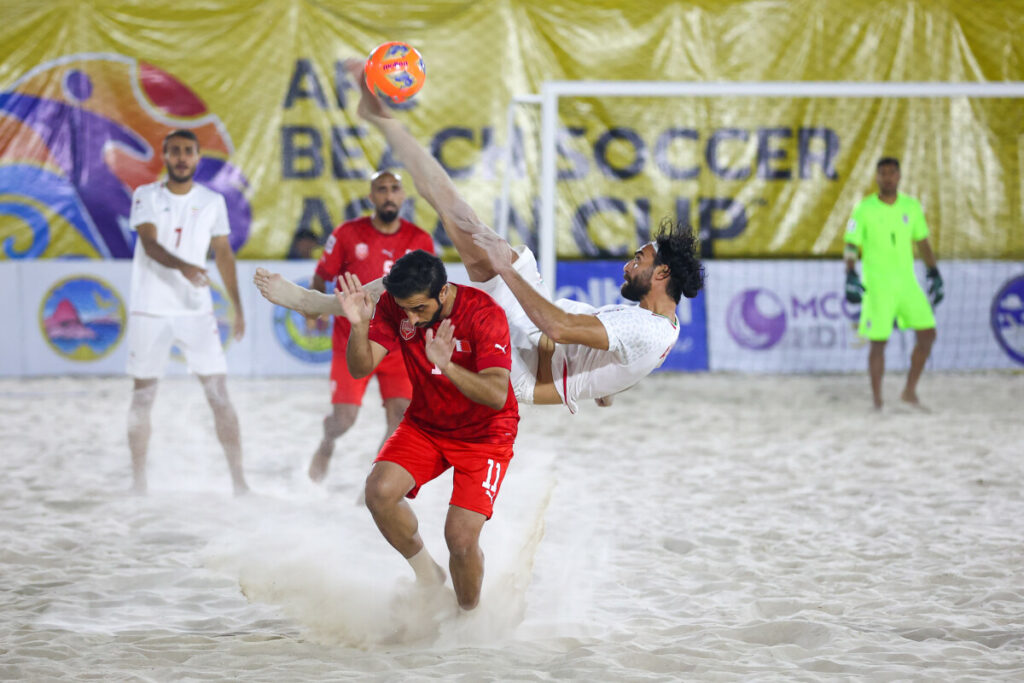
[125,129,248,495]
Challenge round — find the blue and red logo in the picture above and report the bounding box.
[39,275,126,360]
[0,53,250,260]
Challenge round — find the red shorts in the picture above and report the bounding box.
[331,345,413,405]
[375,421,514,519]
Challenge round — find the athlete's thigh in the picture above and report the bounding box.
[375,421,450,499]
[444,440,514,520]
[858,288,897,341]
[172,314,226,375]
[330,345,373,405]
[373,352,414,403]
[895,282,936,330]
[126,314,175,378]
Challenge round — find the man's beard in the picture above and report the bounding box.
[415,298,444,328]
[378,206,399,223]
[620,272,652,302]
[166,164,195,183]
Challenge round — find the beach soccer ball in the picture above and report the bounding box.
[364,42,426,103]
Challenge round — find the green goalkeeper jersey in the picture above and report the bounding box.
[844,192,929,289]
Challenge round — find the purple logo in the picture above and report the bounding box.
[991,275,1024,365]
[726,288,786,350]
[0,54,250,259]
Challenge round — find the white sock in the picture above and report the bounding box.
[407,547,440,583]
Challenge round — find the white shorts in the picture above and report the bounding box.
[126,312,227,378]
[473,246,549,404]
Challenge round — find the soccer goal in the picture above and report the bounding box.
[498,81,1024,372]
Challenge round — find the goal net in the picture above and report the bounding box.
[498,82,1024,373]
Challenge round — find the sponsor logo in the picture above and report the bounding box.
[725,288,786,350]
[725,286,863,352]
[0,53,250,260]
[272,276,333,363]
[400,318,416,340]
[493,342,507,354]
[991,274,1024,365]
[39,275,125,361]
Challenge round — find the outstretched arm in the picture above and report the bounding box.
[473,232,610,350]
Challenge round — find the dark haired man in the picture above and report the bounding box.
[253,61,705,413]
[337,249,518,610]
[126,129,247,494]
[844,157,942,409]
[305,170,434,483]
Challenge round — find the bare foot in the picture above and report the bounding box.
[308,446,331,483]
[253,268,308,312]
[900,390,931,412]
[233,478,250,496]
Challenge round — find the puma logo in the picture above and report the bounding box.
[494,343,508,354]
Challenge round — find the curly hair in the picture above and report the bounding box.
[652,218,705,302]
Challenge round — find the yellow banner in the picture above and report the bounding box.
[1,0,1022,260]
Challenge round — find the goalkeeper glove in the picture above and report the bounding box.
[926,266,944,306]
[845,270,864,304]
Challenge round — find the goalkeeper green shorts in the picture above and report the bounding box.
[858,280,936,341]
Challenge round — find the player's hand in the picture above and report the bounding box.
[471,232,515,274]
[341,57,393,123]
[926,266,944,307]
[335,272,375,325]
[181,264,209,287]
[232,311,246,341]
[844,270,864,304]
[424,318,456,372]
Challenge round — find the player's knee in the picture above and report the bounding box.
[363,473,404,512]
[444,525,480,558]
[323,412,355,439]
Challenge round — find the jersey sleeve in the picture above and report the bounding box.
[129,187,156,230]
[315,227,346,281]
[211,194,230,237]
[844,202,865,247]
[367,296,400,353]
[910,200,930,241]
[470,302,513,371]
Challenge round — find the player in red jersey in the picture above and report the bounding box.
[307,170,434,483]
[338,249,518,611]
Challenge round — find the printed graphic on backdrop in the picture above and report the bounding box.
[38,275,125,360]
[0,53,251,259]
[554,260,707,371]
[170,283,236,361]
[991,274,1024,366]
[272,276,333,363]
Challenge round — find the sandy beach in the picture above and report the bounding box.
[2,372,1022,680]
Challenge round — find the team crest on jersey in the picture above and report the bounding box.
[355,242,369,260]
[902,214,909,223]
[400,318,416,340]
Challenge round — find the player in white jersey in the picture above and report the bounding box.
[126,129,248,495]
[253,60,704,412]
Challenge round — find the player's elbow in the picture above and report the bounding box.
[544,320,573,345]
